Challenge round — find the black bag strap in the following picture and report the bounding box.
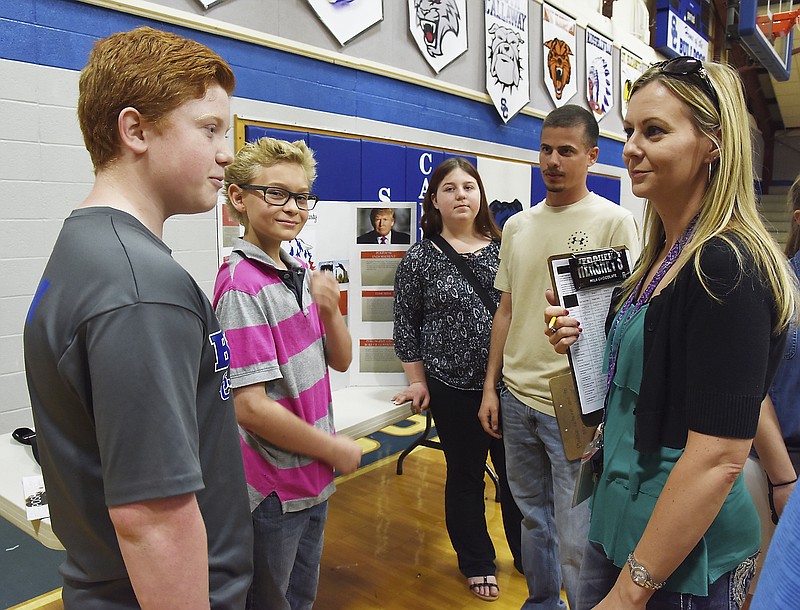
[430,234,497,316]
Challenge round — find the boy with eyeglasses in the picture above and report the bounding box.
[23,27,253,609]
[213,137,361,610]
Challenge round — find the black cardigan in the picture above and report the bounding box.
[606,237,787,453]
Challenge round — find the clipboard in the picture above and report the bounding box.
[548,246,632,427]
[550,373,596,461]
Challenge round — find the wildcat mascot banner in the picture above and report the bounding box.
[542,3,577,107]
[484,0,529,123]
[409,0,468,73]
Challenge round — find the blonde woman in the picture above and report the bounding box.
[545,58,798,609]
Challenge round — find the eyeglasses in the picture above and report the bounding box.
[239,185,319,211]
[652,56,719,111]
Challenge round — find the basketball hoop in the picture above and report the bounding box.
[755,8,800,40]
[737,0,795,79]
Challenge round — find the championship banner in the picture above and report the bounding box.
[307,0,383,46]
[485,0,529,123]
[542,3,577,107]
[619,48,647,117]
[409,0,468,73]
[585,28,614,122]
[193,0,229,9]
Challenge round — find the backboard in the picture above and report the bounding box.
[738,0,795,80]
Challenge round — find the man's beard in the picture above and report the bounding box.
[543,178,565,193]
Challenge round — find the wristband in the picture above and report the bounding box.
[767,476,796,525]
[768,476,798,488]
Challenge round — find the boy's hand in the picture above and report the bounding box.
[310,271,342,318]
[309,270,351,372]
[329,435,362,475]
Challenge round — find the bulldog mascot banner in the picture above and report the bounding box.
[585,28,614,122]
[619,48,647,117]
[542,3,577,107]
[484,0,529,123]
[409,0,468,73]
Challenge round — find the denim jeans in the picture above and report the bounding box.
[577,541,757,610]
[427,377,523,577]
[246,493,327,610]
[501,388,589,610]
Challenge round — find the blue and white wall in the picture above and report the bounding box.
[0,0,656,432]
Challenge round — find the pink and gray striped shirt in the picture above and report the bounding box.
[213,238,335,513]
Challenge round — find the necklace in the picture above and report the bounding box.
[605,215,699,396]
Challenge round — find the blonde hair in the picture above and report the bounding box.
[224,137,317,228]
[78,27,235,171]
[621,61,797,333]
[785,174,800,258]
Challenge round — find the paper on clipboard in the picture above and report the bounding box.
[548,247,632,421]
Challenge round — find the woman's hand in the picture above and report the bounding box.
[393,381,430,414]
[592,588,648,610]
[544,289,581,354]
[591,568,652,610]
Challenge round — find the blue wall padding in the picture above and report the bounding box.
[308,134,362,202]
[361,140,407,203]
[0,0,627,169]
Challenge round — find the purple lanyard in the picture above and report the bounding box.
[605,215,699,396]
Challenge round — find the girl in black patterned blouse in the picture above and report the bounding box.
[393,157,522,603]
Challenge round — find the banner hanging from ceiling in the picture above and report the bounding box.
[484,0,529,123]
[193,0,230,10]
[542,3,577,107]
[585,28,614,122]
[619,48,648,117]
[409,0,468,73]
[307,0,383,46]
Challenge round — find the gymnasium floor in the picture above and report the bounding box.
[0,416,434,608]
[1,415,565,609]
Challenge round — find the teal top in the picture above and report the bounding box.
[589,304,760,595]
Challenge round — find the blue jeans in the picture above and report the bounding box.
[246,493,327,610]
[577,541,757,610]
[501,388,589,610]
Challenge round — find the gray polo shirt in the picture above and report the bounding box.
[24,207,253,609]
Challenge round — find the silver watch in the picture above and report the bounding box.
[627,553,666,590]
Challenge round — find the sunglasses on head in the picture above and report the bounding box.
[651,56,720,111]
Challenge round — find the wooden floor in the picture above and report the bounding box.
[317,446,532,609]
[12,445,550,610]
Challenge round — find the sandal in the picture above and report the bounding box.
[468,576,500,602]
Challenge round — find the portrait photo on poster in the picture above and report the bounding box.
[356,206,413,245]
